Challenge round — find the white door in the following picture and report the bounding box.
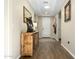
[41,17,51,37]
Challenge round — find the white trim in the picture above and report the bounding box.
[16,55,20,59]
[61,44,75,58]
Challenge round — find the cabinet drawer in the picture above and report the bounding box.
[24,40,32,43]
[23,45,33,55]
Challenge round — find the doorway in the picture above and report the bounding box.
[38,17,51,38]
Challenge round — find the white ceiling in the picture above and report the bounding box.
[28,0,65,16]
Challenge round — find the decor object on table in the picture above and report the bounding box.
[26,17,34,32]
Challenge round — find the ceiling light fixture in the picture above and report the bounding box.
[44,5,50,9]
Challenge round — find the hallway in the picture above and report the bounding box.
[4,0,75,59]
[20,38,73,59]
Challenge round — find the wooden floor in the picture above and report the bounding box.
[19,38,74,59]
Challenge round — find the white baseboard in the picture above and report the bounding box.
[61,44,75,58]
[16,55,20,59]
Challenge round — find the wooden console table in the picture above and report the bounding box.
[20,32,39,56]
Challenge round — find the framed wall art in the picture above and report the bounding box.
[23,6,32,23]
[64,0,71,22]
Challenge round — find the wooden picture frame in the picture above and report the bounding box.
[64,0,71,22]
[23,6,31,23]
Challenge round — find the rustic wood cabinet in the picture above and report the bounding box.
[20,32,39,56]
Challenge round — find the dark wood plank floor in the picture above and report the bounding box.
[19,38,74,59]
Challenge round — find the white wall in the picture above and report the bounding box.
[38,16,43,38]
[61,0,75,57]
[4,0,34,59]
[55,15,59,41]
[50,15,60,41]
[50,17,57,39]
[55,14,61,41]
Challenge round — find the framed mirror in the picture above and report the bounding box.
[23,6,32,23]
